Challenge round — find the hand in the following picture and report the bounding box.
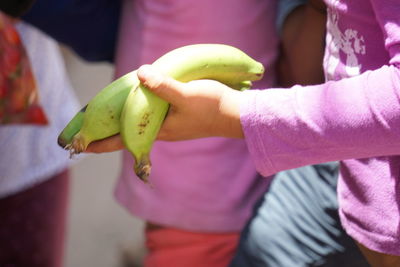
[85,64,244,153]
[137,64,244,141]
[85,134,124,153]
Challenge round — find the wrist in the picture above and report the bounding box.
[217,89,244,138]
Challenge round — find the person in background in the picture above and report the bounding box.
[230,1,369,266]
[110,1,277,266]
[123,0,400,265]
[3,2,270,266]
[87,0,367,266]
[0,1,120,266]
[0,21,80,267]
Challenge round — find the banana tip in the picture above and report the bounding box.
[134,157,152,184]
[57,136,68,149]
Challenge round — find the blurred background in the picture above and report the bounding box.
[61,46,146,267]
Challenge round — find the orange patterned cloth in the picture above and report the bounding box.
[0,12,47,125]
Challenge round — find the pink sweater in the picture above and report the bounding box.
[113,0,279,232]
[241,0,400,255]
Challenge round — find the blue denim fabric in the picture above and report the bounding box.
[230,163,370,267]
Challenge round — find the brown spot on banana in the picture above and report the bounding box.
[138,112,152,135]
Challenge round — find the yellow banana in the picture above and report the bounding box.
[121,44,264,182]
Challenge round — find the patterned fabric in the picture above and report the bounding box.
[0,21,80,197]
[0,12,47,125]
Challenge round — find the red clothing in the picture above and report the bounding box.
[144,225,239,267]
[0,170,69,267]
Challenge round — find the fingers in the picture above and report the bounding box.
[137,64,186,105]
[85,134,124,153]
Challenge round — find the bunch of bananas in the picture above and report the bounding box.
[58,44,264,183]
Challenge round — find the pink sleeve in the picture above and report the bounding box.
[241,64,400,177]
[241,0,400,256]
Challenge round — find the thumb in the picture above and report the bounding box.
[137,64,186,105]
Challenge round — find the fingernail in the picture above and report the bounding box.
[138,65,154,80]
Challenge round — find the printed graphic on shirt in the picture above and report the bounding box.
[324,0,366,81]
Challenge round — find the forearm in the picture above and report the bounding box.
[241,65,400,177]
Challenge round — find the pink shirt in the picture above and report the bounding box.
[114,0,279,232]
[241,0,400,255]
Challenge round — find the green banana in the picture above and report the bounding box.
[120,44,264,182]
[60,77,251,155]
[57,105,87,149]
[64,44,262,156]
[69,70,139,154]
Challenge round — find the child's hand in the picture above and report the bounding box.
[137,64,244,141]
[85,134,124,153]
[85,64,244,153]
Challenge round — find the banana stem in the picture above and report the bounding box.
[134,153,152,183]
[70,132,89,155]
